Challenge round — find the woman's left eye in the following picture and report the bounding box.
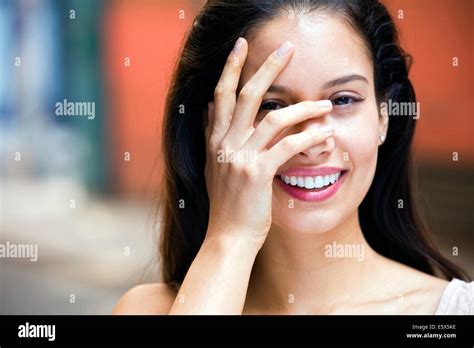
[332,95,362,106]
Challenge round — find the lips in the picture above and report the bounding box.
[274,167,348,202]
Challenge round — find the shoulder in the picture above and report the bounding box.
[398,270,450,314]
[372,254,450,314]
[112,283,178,315]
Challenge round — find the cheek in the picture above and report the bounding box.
[338,114,380,202]
[338,116,379,162]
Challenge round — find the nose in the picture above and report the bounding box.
[297,116,335,160]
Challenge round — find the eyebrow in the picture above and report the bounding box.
[322,74,369,89]
[266,74,369,95]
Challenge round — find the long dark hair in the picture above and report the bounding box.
[159,0,468,284]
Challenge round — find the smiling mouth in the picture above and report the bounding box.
[276,170,347,190]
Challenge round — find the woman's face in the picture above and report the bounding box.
[240,12,388,234]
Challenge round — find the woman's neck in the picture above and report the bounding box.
[245,211,382,314]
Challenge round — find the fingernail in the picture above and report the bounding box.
[232,37,244,53]
[320,125,335,134]
[315,100,333,109]
[275,41,292,57]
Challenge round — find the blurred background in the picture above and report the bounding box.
[0,0,472,314]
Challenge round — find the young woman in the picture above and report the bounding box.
[114,0,472,315]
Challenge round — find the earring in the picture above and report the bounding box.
[379,134,385,144]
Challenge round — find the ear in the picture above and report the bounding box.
[378,101,389,145]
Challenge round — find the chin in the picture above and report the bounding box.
[271,207,345,235]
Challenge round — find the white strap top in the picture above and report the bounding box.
[435,278,474,315]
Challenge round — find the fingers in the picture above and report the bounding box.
[242,100,333,152]
[261,126,335,174]
[205,102,215,157]
[212,37,248,144]
[225,41,295,146]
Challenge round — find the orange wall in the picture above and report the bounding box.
[383,0,473,165]
[103,1,197,195]
[104,0,473,195]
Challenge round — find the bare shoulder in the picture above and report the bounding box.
[389,258,449,291]
[112,283,178,315]
[375,254,449,314]
[398,270,449,314]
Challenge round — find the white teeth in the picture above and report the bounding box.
[314,176,324,188]
[290,176,297,185]
[297,176,305,187]
[280,171,343,189]
[304,177,315,189]
[323,175,330,186]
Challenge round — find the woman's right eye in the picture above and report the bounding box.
[259,100,285,112]
[255,100,286,123]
